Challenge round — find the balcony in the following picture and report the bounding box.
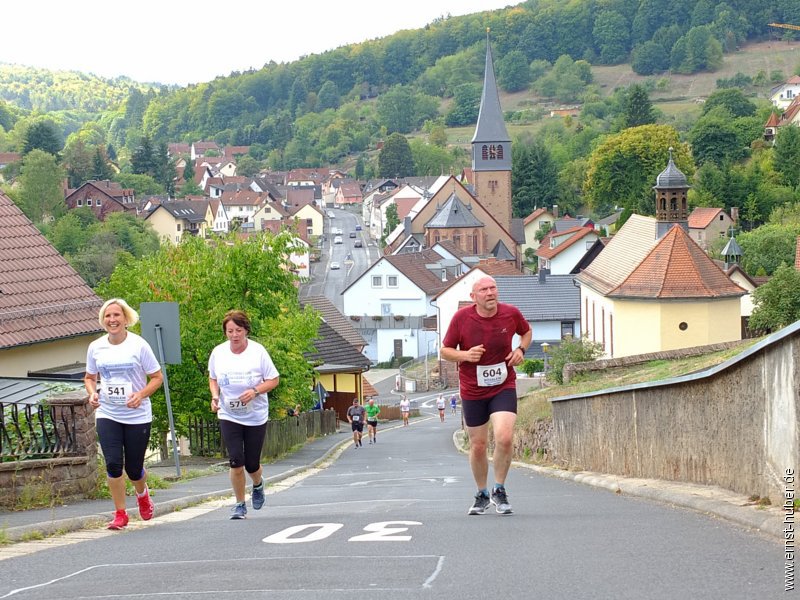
[347,315,427,330]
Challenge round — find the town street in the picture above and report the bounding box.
[0,408,782,599]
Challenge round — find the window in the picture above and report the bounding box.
[77,199,83,207]
[372,276,382,288]
[561,321,574,339]
[86,198,93,206]
[381,303,391,315]
[177,223,182,232]
[96,198,102,206]
[481,145,488,160]
[387,276,398,288]
[719,214,724,221]
[496,144,504,159]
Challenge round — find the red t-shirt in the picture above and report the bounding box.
[442,303,530,400]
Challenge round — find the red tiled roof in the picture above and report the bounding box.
[475,257,523,276]
[0,192,103,349]
[765,112,780,127]
[523,207,548,226]
[535,226,595,260]
[610,225,746,299]
[778,96,800,127]
[384,249,454,295]
[688,207,723,229]
[220,190,267,206]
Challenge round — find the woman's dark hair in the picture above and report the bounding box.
[222,310,251,334]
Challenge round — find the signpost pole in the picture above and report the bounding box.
[155,325,181,477]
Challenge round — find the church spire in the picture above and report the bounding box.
[471,29,511,151]
[470,29,513,236]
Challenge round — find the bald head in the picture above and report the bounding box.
[471,276,499,317]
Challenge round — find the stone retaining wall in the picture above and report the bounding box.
[0,391,97,508]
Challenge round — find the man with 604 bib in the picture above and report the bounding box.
[441,276,531,515]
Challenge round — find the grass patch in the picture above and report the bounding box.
[517,338,760,424]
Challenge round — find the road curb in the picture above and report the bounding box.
[451,429,784,542]
[3,433,350,543]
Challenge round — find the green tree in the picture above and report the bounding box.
[378,133,414,177]
[631,40,670,75]
[92,147,114,181]
[48,212,93,256]
[428,124,448,148]
[583,125,690,216]
[593,10,630,65]
[22,119,62,156]
[512,138,559,218]
[748,263,800,333]
[131,134,155,175]
[236,155,261,177]
[355,155,366,180]
[410,138,454,176]
[63,138,94,187]
[114,172,165,196]
[738,223,800,276]
[445,83,481,127]
[96,232,320,450]
[773,125,800,189]
[497,50,531,92]
[383,203,400,245]
[689,111,745,166]
[316,80,340,111]
[622,84,655,128]
[18,150,67,223]
[546,335,604,384]
[702,88,756,119]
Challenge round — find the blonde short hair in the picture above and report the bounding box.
[98,298,139,328]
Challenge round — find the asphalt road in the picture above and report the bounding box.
[0,409,783,599]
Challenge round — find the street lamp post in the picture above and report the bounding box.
[540,342,550,388]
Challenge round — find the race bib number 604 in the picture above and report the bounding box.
[477,362,508,387]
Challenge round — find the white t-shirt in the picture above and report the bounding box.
[86,332,161,425]
[436,396,446,409]
[400,398,410,412]
[208,339,279,426]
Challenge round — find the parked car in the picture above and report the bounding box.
[330,262,340,270]
[356,225,362,231]
[354,240,363,248]
[327,211,335,218]
[334,236,343,244]
[349,232,357,238]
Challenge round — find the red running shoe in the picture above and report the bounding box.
[107,509,129,530]
[137,490,154,521]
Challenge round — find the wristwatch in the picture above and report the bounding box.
[517,345,527,353]
[251,387,259,395]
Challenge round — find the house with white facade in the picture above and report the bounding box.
[536,225,599,274]
[219,190,268,228]
[521,207,555,253]
[208,198,230,233]
[341,248,462,363]
[770,75,800,109]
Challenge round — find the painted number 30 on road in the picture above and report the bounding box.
[263,521,422,544]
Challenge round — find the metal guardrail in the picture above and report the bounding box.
[0,400,79,460]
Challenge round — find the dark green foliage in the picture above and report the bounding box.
[497,50,531,92]
[92,147,114,181]
[702,88,756,118]
[773,125,800,188]
[738,223,800,276]
[512,138,559,218]
[748,263,800,333]
[22,120,62,156]
[378,133,414,178]
[622,84,655,128]
[382,203,400,246]
[316,81,340,111]
[445,83,481,127]
[546,336,605,385]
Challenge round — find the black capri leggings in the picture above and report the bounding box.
[218,419,267,473]
[96,418,152,480]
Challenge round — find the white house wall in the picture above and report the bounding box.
[550,235,598,274]
[342,261,428,318]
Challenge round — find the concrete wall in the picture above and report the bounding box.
[551,321,800,506]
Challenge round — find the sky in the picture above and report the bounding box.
[4,1,514,86]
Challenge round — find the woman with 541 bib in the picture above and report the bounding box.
[208,310,279,520]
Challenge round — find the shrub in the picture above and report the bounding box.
[520,358,544,377]
[546,336,604,384]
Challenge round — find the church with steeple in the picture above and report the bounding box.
[575,153,746,358]
[471,30,513,236]
[383,32,523,264]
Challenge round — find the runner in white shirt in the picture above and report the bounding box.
[85,298,163,531]
[436,394,446,422]
[400,395,410,426]
[209,310,279,520]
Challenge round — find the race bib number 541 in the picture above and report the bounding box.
[105,383,129,405]
[477,362,508,387]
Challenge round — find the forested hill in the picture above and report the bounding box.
[0,64,159,113]
[0,0,797,172]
